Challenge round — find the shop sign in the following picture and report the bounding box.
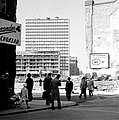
[0,18,21,46]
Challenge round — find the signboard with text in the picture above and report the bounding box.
[0,18,21,46]
[90,53,110,69]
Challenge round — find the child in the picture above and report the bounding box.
[20,83,30,109]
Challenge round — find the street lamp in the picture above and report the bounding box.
[85,0,94,72]
[91,0,94,53]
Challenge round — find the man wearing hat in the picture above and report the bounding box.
[25,73,33,101]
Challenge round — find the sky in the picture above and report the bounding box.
[16,0,89,72]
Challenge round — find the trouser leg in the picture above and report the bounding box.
[26,100,29,108]
[28,91,33,101]
[67,92,71,101]
[69,91,71,100]
[57,99,61,109]
[90,90,93,96]
[66,92,68,99]
[84,89,87,98]
[51,99,55,110]
[46,97,49,105]
[79,90,83,98]
[46,91,50,105]
[89,90,91,96]
[66,91,69,100]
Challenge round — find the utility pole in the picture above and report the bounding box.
[91,0,94,53]
[85,0,94,53]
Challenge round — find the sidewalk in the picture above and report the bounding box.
[0,100,77,116]
[1,87,118,117]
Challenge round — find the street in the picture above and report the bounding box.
[0,94,119,120]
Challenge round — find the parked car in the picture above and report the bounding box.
[72,84,80,94]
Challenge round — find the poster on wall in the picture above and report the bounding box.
[90,53,110,69]
[0,18,21,46]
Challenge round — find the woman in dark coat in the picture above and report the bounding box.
[25,73,33,101]
[65,77,73,101]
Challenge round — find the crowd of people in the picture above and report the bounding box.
[42,73,95,110]
[6,72,95,110]
[43,73,61,110]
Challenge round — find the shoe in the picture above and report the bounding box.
[20,107,23,109]
[79,96,81,99]
[27,106,30,109]
[52,108,55,110]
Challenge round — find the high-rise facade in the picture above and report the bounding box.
[25,17,70,76]
[69,56,79,76]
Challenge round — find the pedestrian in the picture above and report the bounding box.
[20,83,30,109]
[43,73,52,105]
[39,78,42,86]
[79,76,88,99]
[3,73,12,107]
[88,76,94,96]
[25,73,34,101]
[3,73,11,88]
[50,74,61,110]
[65,77,73,101]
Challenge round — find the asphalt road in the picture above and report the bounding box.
[0,94,119,120]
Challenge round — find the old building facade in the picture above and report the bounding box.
[85,0,119,75]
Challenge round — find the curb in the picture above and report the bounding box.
[0,101,77,117]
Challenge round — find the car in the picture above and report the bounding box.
[72,84,80,94]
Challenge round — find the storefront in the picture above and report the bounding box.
[0,0,21,110]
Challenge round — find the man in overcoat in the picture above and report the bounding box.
[65,77,73,101]
[50,74,61,110]
[43,73,52,105]
[25,73,34,101]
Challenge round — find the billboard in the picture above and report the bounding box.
[90,53,110,69]
[0,18,21,46]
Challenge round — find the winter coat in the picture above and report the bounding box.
[26,77,33,92]
[80,77,87,90]
[43,76,52,92]
[20,87,28,102]
[88,81,94,90]
[50,78,61,100]
[65,81,73,92]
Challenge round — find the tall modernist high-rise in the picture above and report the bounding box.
[25,17,70,76]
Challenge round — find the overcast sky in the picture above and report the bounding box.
[16,0,106,72]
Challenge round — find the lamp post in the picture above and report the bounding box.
[85,0,94,53]
[91,0,94,53]
[85,0,94,72]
